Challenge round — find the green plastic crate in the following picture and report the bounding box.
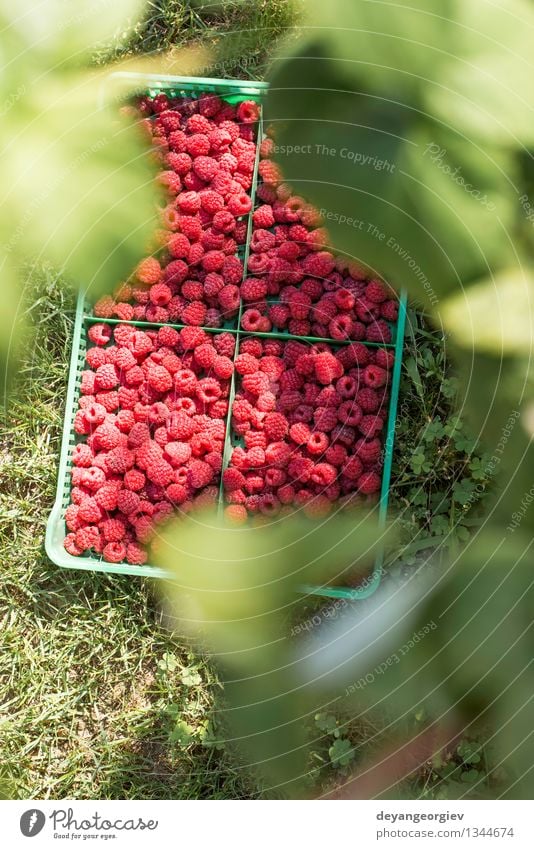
[45,73,408,600]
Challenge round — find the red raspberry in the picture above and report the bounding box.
[358,470,381,494]
[64,533,83,556]
[106,446,135,474]
[365,279,388,303]
[314,351,343,385]
[375,348,395,370]
[236,100,260,123]
[186,113,211,133]
[338,401,362,427]
[363,364,388,388]
[126,542,148,565]
[146,456,174,486]
[313,406,338,431]
[357,388,380,413]
[253,204,274,228]
[258,159,282,185]
[288,456,314,483]
[310,462,337,486]
[186,133,210,157]
[177,191,201,214]
[88,324,112,347]
[157,170,182,195]
[74,525,101,552]
[223,467,246,491]
[146,283,171,308]
[72,444,93,467]
[289,422,310,445]
[124,469,146,492]
[201,250,224,273]
[181,301,207,326]
[102,542,126,563]
[211,355,233,379]
[218,284,240,312]
[380,300,398,321]
[221,256,243,285]
[343,454,363,481]
[366,320,392,344]
[265,441,292,467]
[303,251,335,279]
[193,155,218,182]
[146,363,173,393]
[166,151,192,175]
[167,233,190,259]
[354,437,382,465]
[116,490,141,515]
[242,372,270,396]
[307,431,329,455]
[137,257,161,285]
[225,504,248,524]
[225,193,251,217]
[241,277,268,302]
[189,459,214,489]
[212,333,236,358]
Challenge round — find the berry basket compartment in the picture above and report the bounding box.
[45,73,407,600]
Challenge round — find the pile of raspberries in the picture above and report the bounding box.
[63,323,235,563]
[63,92,400,564]
[93,92,261,327]
[223,339,392,524]
[239,135,398,342]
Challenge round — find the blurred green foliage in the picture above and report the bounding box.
[0,0,157,383]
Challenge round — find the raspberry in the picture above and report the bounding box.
[381,300,398,321]
[365,279,388,303]
[106,446,135,474]
[338,401,362,427]
[177,190,201,214]
[366,320,392,344]
[124,469,146,492]
[126,542,148,565]
[72,444,93,467]
[225,504,248,524]
[157,170,182,195]
[146,456,174,487]
[375,348,395,370]
[241,277,268,302]
[94,483,119,511]
[222,256,243,285]
[137,257,161,285]
[186,113,211,133]
[313,406,338,432]
[241,309,266,332]
[88,324,112,347]
[265,441,292,467]
[310,462,337,487]
[237,100,260,123]
[242,371,270,396]
[355,437,382,465]
[147,363,173,393]
[307,431,329,455]
[64,533,83,556]
[357,470,381,494]
[314,351,344,385]
[186,133,211,157]
[201,250,225,272]
[303,251,335,279]
[223,467,246,491]
[258,159,282,185]
[189,459,214,489]
[103,541,127,563]
[227,193,252,217]
[213,333,236,358]
[213,355,234,379]
[363,364,387,388]
[193,155,218,182]
[117,490,141,515]
[182,301,207,326]
[357,388,380,413]
[218,284,240,312]
[182,280,204,301]
[289,422,310,445]
[167,232,191,259]
[268,304,289,328]
[253,205,274,228]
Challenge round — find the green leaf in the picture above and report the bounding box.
[315,712,338,735]
[180,667,202,688]
[441,269,534,354]
[266,46,517,298]
[328,738,355,768]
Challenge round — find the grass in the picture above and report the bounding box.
[0,0,493,800]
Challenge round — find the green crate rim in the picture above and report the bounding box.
[45,72,408,601]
